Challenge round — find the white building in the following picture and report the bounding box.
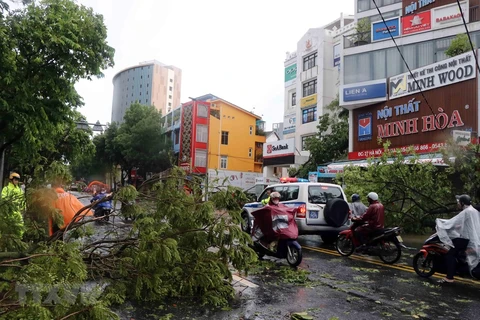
[339,0,480,156]
[277,13,355,176]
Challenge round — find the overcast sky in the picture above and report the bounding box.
[74,0,354,130]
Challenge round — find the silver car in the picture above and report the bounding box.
[241,182,351,244]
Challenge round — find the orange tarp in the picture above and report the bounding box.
[48,188,92,236]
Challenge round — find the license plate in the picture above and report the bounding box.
[309,211,318,219]
[396,235,403,242]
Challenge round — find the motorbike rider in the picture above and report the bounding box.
[436,194,480,283]
[257,191,283,248]
[349,193,367,218]
[91,188,113,219]
[352,192,385,249]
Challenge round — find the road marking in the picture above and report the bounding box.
[302,245,480,286]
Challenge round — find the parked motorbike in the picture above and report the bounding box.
[249,205,303,267]
[413,233,480,280]
[336,219,403,264]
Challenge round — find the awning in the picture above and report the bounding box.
[317,153,454,178]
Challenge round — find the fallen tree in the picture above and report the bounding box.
[0,168,257,319]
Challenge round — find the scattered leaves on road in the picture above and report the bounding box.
[351,267,380,273]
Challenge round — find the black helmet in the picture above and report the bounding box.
[456,194,472,206]
[351,194,360,202]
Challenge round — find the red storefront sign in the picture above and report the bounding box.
[348,141,450,160]
[402,10,432,35]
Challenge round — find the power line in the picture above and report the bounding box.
[371,0,440,126]
[456,0,480,74]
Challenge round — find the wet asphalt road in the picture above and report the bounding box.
[73,193,480,320]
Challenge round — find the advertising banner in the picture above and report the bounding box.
[402,10,432,35]
[389,51,476,99]
[308,172,318,182]
[283,113,296,135]
[333,44,340,66]
[285,64,297,87]
[343,80,387,102]
[371,17,400,41]
[300,94,317,108]
[432,2,468,30]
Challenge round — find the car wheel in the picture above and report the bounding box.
[241,212,251,234]
[324,198,350,228]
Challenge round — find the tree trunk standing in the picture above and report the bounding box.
[0,139,5,189]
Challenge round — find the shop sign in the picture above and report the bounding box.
[432,2,468,29]
[389,51,476,99]
[377,107,465,138]
[285,64,297,83]
[263,138,295,158]
[343,80,387,102]
[402,10,431,35]
[358,113,373,142]
[371,17,400,42]
[318,166,343,178]
[333,44,341,67]
[308,172,318,182]
[348,142,448,160]
[452,130,471,146]
[283,114,296,135]
[300,94,317,108]
[404,0,436,15]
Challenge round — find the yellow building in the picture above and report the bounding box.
[206,98,265,173]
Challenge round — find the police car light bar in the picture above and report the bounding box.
[280,177,309,183]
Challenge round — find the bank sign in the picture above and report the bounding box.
[371,17,400,42]
[402,10,431,35]
[263,138,295,158]
[285,64,297,86]
[389,50,476,99]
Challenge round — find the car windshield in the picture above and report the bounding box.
[308,186,343,204]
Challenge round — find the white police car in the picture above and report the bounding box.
[241,178,351,244]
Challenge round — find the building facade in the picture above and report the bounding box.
[111,60,182,123]
[339,0,480,161]
[282,13,355,171]
[162,94,266,175]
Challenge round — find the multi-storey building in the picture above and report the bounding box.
[338,0,480,165]
[162,94,266,175]
[111,60,182,123]
[280,13,355,176]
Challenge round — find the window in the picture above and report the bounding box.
[302,107,317,124]
[302,135,315,151]
[303,52,317,71]
[195,149,207,167]
[170,79,173,82]
[147,84,149,87]
[221,131,229,145]
[220,156,227,169]
[174,130,180,145]
[292,92,296,106]
[169,95,172,99]
[169,86,173,91]
[302,79,317,97]
[196,124,208,143]
[267,186,299,201]
[308,186,343,204]
[140,84,142,88]
[249,126,253,135]
[248,148,252,157]
[168,102,171,106]
[197,104,208,117]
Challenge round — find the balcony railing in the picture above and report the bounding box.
[344,31,371,49]
[471,6,479,23]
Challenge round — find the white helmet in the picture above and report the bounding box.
[367,192,379,201]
